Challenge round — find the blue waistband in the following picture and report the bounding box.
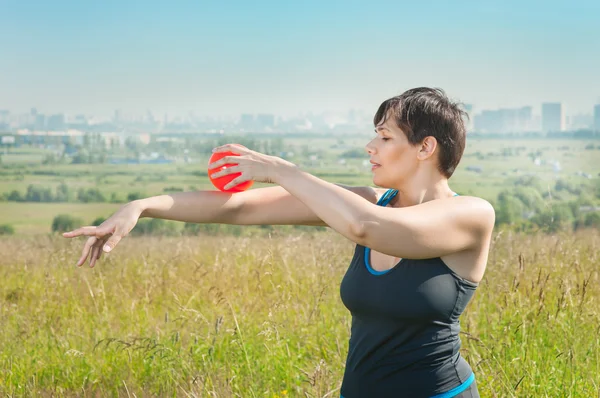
[430,372,475,398]
[340,373,475,398]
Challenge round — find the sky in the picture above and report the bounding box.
[1,0,599,118]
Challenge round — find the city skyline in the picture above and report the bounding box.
[2,97,600,134]
[1,98,600,121]
[1,1,600,117]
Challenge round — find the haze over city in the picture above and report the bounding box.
[1,0,599,123]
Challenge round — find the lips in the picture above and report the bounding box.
[370,161,380,171]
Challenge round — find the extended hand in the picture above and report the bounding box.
[62,201,143,268]
[208,144,297,190]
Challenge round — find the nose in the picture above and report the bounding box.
[365,138,376,155]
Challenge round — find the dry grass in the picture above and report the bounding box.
[0,229,598,397]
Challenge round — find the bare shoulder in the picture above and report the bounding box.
[452,196,495,233]
[409,195,495,237]
[441,196,495,282]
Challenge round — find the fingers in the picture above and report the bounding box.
[103,234,122,253]
[224,176,250,190]
[212,144,248,154]
[73,232,117,267]
[208,156,242,170]
[89,244,101,268]
[63,225,109,238]
[76,236,97,267]
[210,165,242,179]
[89,234,109,268]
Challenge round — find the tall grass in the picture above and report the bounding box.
[0,229,598,397]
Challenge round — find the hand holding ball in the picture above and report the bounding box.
[208,144,254,192]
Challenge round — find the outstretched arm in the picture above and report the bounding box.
[137,185,378,226]
[209,144,495,259]
[63,184,380,267]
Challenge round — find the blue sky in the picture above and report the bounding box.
[1,0,599,118]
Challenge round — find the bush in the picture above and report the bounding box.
[513,175,543,191]
[130,219,179,236]
[341,148,365,158]
[127,192,145,201]
[77,188,106,203]
[530,204,574,233]
[52,214,85,233]
[163,186,184,193]
[109,192,123,203]
[6,190,23,202]
[182,222,244,236]
[584,212,600,228]
[26,184,54,202]
[0,224,15,235]
[495,191,525,226]
[91,217,107,226]
[55,182,71,202]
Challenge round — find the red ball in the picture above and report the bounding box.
[208,145,254,193]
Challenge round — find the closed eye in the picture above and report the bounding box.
[374,129,390,141]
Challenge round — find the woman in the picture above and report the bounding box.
[64,87,495,397]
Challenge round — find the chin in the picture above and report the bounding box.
[372,175,388,188]
[372,173,402,189]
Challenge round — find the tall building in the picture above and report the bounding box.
[47,114,66,130]
[517,106,533,132]
[257,114,275,128]
[0,110,9,124]
[35,114,46,130]
[473,106,532,133]
[594,104,600,132]
[239,114,255,130]
[541,103,563,133]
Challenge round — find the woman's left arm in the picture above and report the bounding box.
[276,166,495,259]
[209,145,495,259]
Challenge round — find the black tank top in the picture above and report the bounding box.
[339,189,478,398]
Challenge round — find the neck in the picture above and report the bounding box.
[392,171,453,207]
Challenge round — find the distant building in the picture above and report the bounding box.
[473,106,531,134]
[257,114,275,128]
[239,114,255,130]
[594,104,600,132]
[35,114,46,130]
[0,110,9,124]
[47,114,66,130]
[569,113,593,130]
[517,106,533,131]
[541,103,563,133]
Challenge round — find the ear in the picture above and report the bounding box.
[417,136,438,161]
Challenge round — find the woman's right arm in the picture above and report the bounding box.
[64,185,381,267]
[137,184,380,226]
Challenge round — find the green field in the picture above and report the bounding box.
[1,138,599,235]
[0,202,122,235]
[0,137,599,396]
[0,230,598,396]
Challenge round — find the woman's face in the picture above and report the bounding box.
[364,117,420,188]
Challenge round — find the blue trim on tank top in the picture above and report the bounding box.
[339,372,474,398]
[430,372,475,398]
[364,190,459,276]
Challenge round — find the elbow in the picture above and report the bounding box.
[349,220,369,243]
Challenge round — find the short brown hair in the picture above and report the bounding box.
[373,87,468,178]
